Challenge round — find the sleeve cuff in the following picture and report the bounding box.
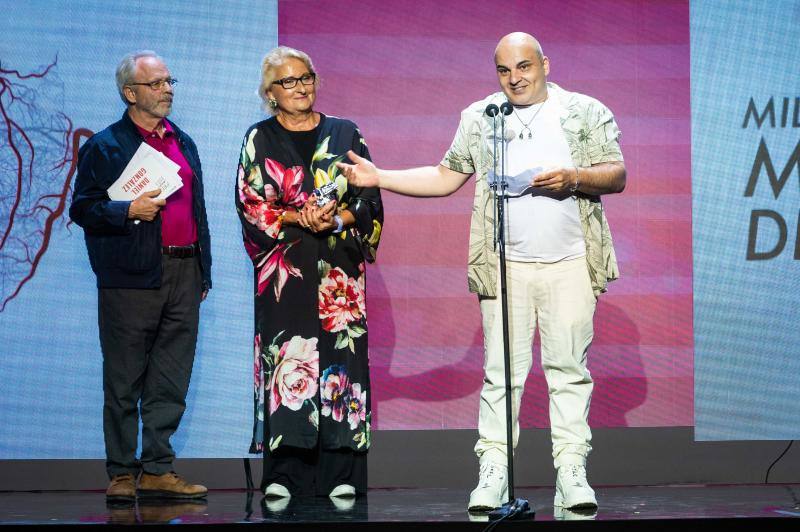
[109,200,133,228]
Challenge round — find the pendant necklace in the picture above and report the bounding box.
[513,99,546,140]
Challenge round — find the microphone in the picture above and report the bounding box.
[485,103,509,251]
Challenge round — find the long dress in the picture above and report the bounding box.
[236,114,382,494]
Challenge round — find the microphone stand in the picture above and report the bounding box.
[485,102,535,522]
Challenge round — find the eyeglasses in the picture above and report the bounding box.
[271,72,316,89]
[127,78,178,91]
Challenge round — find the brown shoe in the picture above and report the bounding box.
[106,505,137,524]
[106,473,136,501]
[137,472,207,499]
[138,500,208,523]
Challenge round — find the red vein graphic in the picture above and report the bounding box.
[0,57,94,312]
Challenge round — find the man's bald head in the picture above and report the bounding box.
[493,32,550,106]
[494,32,544,64]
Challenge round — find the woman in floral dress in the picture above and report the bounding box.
[236,47,382,499]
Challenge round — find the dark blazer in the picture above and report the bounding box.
[70,111,212,290]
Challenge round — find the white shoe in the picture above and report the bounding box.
[554,506,598,520]
[467,462,508,512]
[554,464,597,509]
[329,484,356,498]
[264,482,290,499]
[330,495,356,511]
[263,496,290,512]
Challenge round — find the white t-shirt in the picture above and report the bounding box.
[500,97,585,263]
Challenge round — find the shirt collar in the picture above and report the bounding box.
[134,119,174,139]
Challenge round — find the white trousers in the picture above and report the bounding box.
[475,257,596,469]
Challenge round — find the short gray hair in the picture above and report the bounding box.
[258,46,318,114]
[115,50,163,104]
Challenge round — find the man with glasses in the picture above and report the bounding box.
[70,50,212,502]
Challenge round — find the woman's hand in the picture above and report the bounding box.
[284,196,322,227]
[298,197,337,233]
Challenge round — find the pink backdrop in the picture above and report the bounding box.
[280,0,692,429]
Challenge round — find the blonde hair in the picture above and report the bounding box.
[258,46,318,114]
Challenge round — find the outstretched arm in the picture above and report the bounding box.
[336,150,472,198]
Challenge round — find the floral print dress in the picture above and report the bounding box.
[236,114,382,455]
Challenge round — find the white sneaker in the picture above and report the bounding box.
[264,482,290,499]
[467,462,508,512]
[554,506,598,520]
[467,512,489,522]
[554,464,597,509]
[263,496,290,512]
[330,495,356,511]
[329,484,356,498]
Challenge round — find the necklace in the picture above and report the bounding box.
[512,100,546,140]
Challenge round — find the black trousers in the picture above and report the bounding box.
[99,255,202,478]
[262,445,367,497]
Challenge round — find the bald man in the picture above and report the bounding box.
[338,32,625,512]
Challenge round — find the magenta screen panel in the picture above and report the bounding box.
[280,0,692,430]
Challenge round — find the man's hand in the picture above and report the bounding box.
[128,189,166,221]
[337,155,470,197]
[531,167,577,192]
[336,150,379,188]
[201,289,208,302]
[533,162,626,196]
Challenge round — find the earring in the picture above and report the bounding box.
[268,98,278,109]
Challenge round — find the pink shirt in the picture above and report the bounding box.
[135,120,197,247]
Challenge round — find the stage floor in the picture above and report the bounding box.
[0,484,798,529]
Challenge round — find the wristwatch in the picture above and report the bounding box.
[332,214,344,233]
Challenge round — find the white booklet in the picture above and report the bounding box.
[487,166,545,196]
[107,142,183,201]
